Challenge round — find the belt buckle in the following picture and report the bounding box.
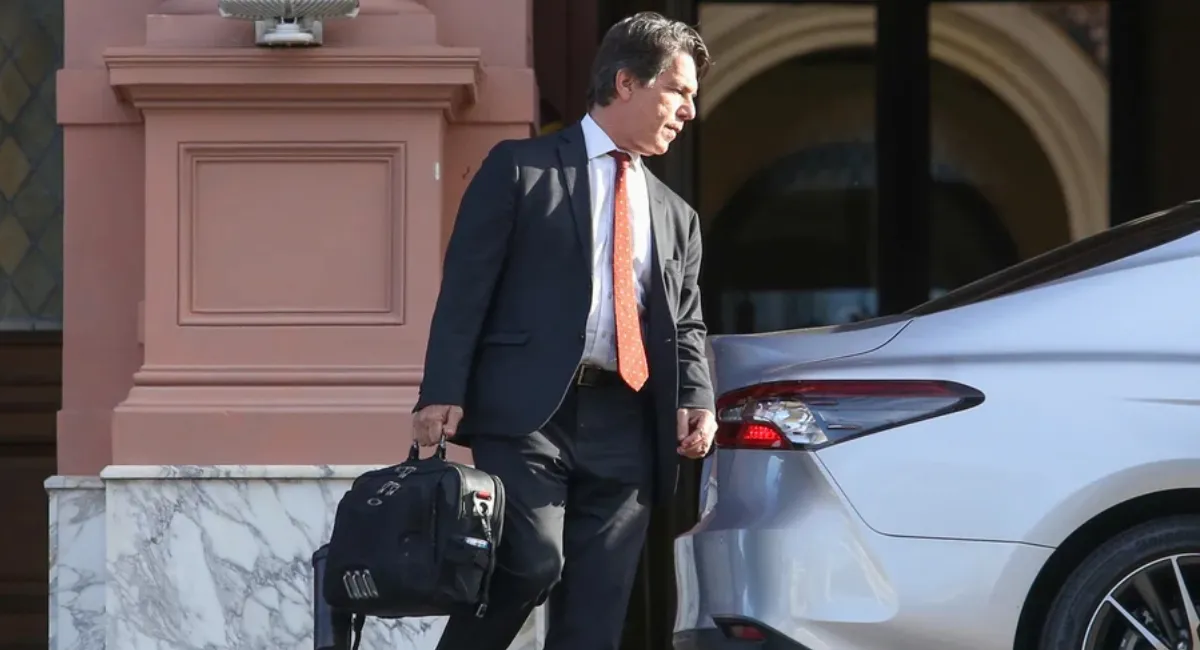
[576,365,599,387]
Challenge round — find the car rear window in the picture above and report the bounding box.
[906,201,1200,316]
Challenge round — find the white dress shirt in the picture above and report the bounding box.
[579,114,654,371]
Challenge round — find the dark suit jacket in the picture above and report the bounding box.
[416,121,715,504]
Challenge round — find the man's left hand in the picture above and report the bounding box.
[677,408,717,459]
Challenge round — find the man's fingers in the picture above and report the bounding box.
[410,405,463,445]
[413,405,458,446]
[443,407,464,437]
[412,419,430,446]
[677,409,690,441]
[678,432,706,457]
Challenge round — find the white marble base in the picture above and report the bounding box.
[46,476,107,650]
[47,467,546,650]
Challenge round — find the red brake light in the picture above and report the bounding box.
[713,617,771,642]
[724,624,766,641]
[714,380,983,450]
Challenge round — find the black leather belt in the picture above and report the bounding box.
[574,364,624,388]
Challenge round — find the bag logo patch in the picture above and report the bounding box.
[366,480,404,507]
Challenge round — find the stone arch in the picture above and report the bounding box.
[698,3,1109,239]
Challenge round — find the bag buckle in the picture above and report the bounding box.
[472,490,493,517]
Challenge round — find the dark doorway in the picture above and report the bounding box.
[702,142,1019,333]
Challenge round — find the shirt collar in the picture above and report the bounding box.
[581,114,642,170]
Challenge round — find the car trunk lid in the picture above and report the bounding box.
[707,315,914,396]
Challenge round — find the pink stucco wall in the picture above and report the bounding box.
[57,0,534,474]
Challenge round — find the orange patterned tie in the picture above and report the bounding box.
[610,151,649,391]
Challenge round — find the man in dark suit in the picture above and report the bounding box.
[413,11,716,650]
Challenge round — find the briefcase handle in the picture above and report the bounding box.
[407,434,448,462]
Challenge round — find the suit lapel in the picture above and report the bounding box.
[644,168,670,275]
[556,124,592,255]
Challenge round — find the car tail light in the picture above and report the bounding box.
[715,380,984,450]
[721,623,766,642]
[712,617,772,643]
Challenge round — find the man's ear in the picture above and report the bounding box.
[614,68,637,101]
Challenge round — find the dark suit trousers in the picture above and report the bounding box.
[435,377,655,650]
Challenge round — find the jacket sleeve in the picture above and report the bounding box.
[415,141,518,410]
[676,209,716,414]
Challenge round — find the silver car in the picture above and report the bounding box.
[673,201,1200,650]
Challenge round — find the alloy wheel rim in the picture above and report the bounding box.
[1083,553,1200,650]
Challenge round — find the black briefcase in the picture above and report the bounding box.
[312,438,507,650]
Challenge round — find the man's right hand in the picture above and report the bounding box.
[412,404,464,447]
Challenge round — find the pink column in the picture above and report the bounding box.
[56,0,151,476]
[96,2,534,467]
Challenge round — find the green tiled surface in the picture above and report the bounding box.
[0,0,63,330]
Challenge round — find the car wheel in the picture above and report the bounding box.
[1041,515,1200,649]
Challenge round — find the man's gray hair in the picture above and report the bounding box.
[586,11,711,108]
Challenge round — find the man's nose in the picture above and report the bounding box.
[680,99,695,121]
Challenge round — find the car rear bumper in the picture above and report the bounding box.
[673,450,1053,650]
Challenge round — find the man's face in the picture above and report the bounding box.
[618,53,698,156]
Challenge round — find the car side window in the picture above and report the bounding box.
[907,202,1200,316]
